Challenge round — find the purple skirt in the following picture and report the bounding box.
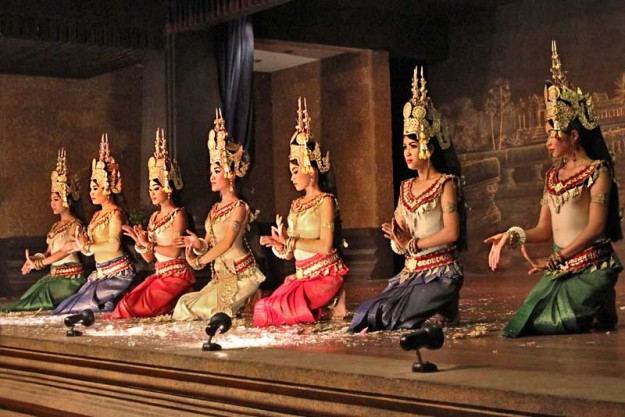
[52,255,135,315]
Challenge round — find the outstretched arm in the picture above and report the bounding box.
[485,193,552,271]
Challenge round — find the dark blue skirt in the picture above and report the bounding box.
[348,263,463,333]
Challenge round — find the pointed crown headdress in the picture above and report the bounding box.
[289,97,330,174]
[91,133,122,195]
[544,40,599,132]
[51,148,80,208]
[148,128,183,193]
[207,108,250,178]
[403,66,451,160]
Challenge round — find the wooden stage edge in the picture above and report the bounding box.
[0,328,624,417]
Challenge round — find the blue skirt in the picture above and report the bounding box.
[52,255,135,315]
[348,263,463,333]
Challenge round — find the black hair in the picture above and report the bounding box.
[54,192,86,224]
[563,119,622,241]
[406,134,468,251]
[151,178,184,208]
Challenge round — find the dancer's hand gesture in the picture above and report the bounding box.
[174,229,201,249]
[21,249,36,275]
[520,245,548,275]
[484,232,509,271]
[122,225,138,242]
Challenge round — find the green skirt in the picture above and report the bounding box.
[1,264,86,312]
[503,253,621,338]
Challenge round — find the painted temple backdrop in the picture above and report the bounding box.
[429,0,625,271]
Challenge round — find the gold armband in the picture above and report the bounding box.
[590,193,607,206]
[229,220,242,232]
[442,202,457,213]
[321,221,335,231]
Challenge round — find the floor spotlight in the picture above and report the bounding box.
[64,309,95,337]
[202,312,232,351]
[400,324,444,373]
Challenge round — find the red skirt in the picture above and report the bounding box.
[253,250,348,327]
[106,258,195,319]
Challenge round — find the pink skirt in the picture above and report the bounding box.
[253,250,348,327]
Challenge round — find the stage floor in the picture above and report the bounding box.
[1,272,625,416]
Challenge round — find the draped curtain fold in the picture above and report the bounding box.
[215,16,255,158]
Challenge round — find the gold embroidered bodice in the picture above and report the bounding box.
[543,160,607,247]
[87,207,126,262]
[147,207,183,262]
[204,200,251,262]
[395,175,457,255]
[287,193,336,261]
[46,219,83,266]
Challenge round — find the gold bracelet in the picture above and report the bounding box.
[192,239,209,256]
[287,237,297,253]
[134,243,149,254]
[391,240,407,255]
[190,256,205,270]
[81,242,94,255]
[547,251,565,271]
[407,238,420,256]
[272,244,290,259]
[506,226,526,249]
[34,259,45,270]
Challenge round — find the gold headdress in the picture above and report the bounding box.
[148,128,183,193]
[207,108,250,178]
[403,66,451,159]
[50,148,80,208]
[91,133,122,194]
[544,40,599,132]
[289,97,330,174]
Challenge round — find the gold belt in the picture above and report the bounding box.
[95,256,132,279]
[50,264,83,277]
[155,258,189,275]
[234,253,255,274]
[556,240,614,274]
[404,247,456,273]
[295,250,343,280]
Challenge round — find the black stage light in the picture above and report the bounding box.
[400,324,444,373]
[64,309,95,337]
[202,312,232,351]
